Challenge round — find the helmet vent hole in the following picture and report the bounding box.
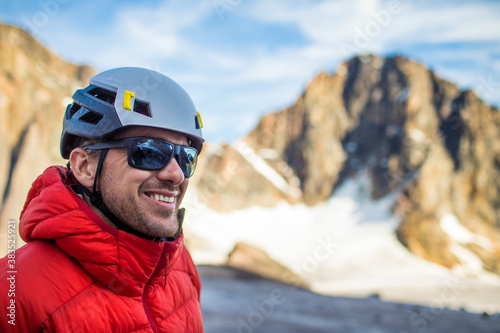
[195,115,202,129]
[88,87,116,104]
[69,103,81,118]
[79,110,104,124]
[133,99,152,117]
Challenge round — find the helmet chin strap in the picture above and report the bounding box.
[78,149,183,242]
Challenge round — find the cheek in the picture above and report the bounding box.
[102,153,144,185]
[99,171,142,210]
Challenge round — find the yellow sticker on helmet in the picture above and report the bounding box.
[197,111,204,128]
[123,90,135,110]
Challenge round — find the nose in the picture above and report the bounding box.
[156,156,185,185]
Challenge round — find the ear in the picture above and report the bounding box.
[69,148,97,188]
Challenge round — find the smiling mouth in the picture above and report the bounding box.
[148,193,175,203]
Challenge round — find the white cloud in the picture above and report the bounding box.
[245,0,499,56]
[403,2,500,43]
[99,2,211,66]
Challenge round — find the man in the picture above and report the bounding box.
[0,67,205,332]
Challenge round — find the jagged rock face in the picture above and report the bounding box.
[196,54,500,273]
[0,23,94,250]
[246,71,351,206]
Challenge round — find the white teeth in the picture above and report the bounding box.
[149,194,174,203]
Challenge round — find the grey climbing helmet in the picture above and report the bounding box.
[61,67,204,158]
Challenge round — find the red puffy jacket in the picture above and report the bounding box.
[0,166,204,332]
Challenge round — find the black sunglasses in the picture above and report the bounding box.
[83,137,198,178]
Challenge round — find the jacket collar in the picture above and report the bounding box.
[20,166,185,296]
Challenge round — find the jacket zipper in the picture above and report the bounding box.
[143,253,169,333]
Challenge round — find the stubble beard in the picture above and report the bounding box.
[100,180,181,238]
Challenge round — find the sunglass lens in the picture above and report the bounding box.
[129,138,198,177]
[180,148,198,177]
[131,138,173,170]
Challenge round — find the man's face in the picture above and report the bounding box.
[96,126,190,238]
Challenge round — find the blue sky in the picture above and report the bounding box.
[1,0,499,143]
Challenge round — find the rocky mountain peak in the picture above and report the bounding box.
[195,54,500,273]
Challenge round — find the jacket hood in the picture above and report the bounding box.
[19,166,185,296]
